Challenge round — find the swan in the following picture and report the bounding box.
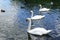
[39,4,50,12]
[26,10,45,20]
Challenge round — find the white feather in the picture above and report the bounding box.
[39,8,50,12]
[28,28,52,35]
[27,15,45,20]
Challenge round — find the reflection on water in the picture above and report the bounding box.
[0,0,60,40]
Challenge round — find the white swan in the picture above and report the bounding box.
[39,4,50,12]
[27,10,45,20]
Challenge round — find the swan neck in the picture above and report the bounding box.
[39,4,42,9]
[28,19,31,30]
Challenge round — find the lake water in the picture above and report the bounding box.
[0,0,60,40]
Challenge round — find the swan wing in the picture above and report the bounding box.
[27,15,45,20]
[28,28,52,35]
[39,8,50,11]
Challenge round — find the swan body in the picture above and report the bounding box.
[27,15,45,20]
[39,4,50,12]
[28,27,52,35]
[39,8,50,12]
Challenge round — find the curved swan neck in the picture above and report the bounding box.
[28,19,31,31]
[28,10,34,31]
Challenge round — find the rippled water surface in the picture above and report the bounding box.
[0,0,60,40]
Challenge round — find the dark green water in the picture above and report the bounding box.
[0,0,60,40]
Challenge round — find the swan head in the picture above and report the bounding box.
[30,10,33,13]
[30,10,34,17]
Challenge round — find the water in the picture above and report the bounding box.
[0,0,28,40]
[0,0,60,40]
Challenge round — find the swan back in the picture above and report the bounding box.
[28,27,52,35]
[39,8,50,12]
